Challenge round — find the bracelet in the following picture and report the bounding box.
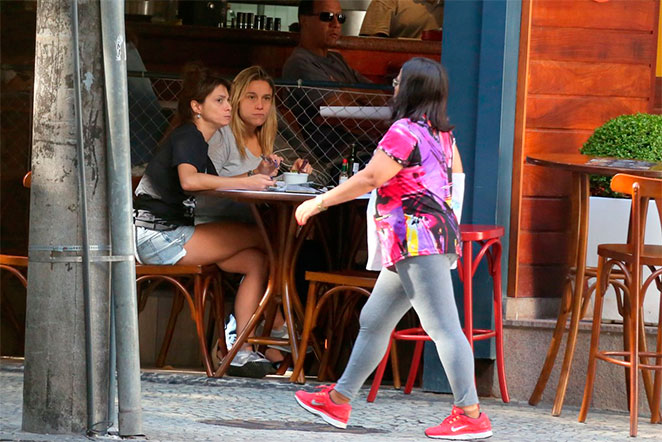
[315,195,327,212]
[247,169,255,177]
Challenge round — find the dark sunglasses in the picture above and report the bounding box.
[318,11,346,24]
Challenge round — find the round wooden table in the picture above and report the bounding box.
[198,189,318,381]
[525,153,662,416]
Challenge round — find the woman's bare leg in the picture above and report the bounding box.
[179,222,268,352]
[178,222,265,265]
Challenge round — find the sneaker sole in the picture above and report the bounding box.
[294,394,347,429]
[426,430,492,440]
[227,361,275,378]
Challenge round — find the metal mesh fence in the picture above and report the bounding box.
[128,71,393,186]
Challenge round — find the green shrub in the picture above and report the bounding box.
[580,113,662,197]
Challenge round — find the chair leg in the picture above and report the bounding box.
[405,340,425,394]
[529,277,573,405]
[318,301,337,381]
[367,334,393,402]
[629,280,640,437]
[489,240,509,403]
[638,311,656,420]
[193,275,214,377]
[290,281,318,383]
[275,354,292,376]
[651,304,662,423]
[493,282,509,402]
[579,257,607,423]
[621,288,632,411]
[156,291,186,368]
[462,239,474,349]
[390,337,401,390]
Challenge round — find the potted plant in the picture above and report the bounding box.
[580,113,662,324]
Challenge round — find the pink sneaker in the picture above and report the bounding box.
[294,384,351,429]
[425,406,492,440]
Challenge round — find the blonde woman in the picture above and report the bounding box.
[198,66,312,365]
[196,66,313,223]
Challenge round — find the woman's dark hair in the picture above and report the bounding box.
[391,57,453,132]
[177,62,230,123]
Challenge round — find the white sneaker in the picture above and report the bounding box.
[255,323,313,353]
[227,350,275,378]
[225,314,237,349]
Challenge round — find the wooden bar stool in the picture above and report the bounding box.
[367,224,510,403]
[289,270,382,383]
[0,254,28,351]
[579,174,662,437]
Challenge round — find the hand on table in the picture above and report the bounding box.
[245,174,275,190]
[257,154,283,177]
[291,158,313,174]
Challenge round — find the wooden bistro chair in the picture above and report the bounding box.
[289,270,381,383]
[0,173,35,351]
[367,224,510,403]
[579,174,662,437]
[0,254,28,351]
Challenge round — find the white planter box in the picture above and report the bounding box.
[587,196,661,325]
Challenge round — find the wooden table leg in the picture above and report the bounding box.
[552,173,590,416]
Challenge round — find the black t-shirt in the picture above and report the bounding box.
[134,123,217,225]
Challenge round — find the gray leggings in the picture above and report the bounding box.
[334,254,479,407]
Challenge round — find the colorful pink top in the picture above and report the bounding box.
[373,118,461,268]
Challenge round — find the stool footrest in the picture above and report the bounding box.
[471,329,497,340]
[393,327,431,341]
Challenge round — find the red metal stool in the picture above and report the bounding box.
[367,224,510,403]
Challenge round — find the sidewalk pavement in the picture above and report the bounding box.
[1,358,659,441]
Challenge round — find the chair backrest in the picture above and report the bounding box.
[609,173,662,263]
[610,173,662,200]
[23,171,31,188]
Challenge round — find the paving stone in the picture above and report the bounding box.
[1,359,660,441]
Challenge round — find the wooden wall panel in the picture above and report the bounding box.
[509,0,659,300]
[526,96,650,130]
[518,231,570,265]
[528,60,651,97]
[517,265,569,298]
[520,198,571,232]
[532,0,657,31]
[530,28,655,64]
[524,129,592,155]
[521,166,572,197]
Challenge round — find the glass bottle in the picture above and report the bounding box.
[349,143,359,176]
[339,159,349,185]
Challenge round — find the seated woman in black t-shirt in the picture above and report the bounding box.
[134,63,277,378]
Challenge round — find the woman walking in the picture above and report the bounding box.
[293,58,492,440]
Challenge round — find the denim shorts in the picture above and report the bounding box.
[135,225,195,265]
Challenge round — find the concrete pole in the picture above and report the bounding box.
[23,0,111,434]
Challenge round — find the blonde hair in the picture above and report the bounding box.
[230,66,277,159]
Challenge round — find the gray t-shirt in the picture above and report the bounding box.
[282,47,370,86]
[194,126,261,224]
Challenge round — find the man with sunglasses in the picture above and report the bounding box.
[283,1,379,184]
[283,0,369,86]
